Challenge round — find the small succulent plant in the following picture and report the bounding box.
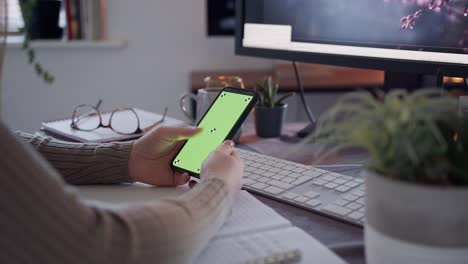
[310,89,468,185]
[254,76,294,108]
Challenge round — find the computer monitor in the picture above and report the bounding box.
[235,0,468,88]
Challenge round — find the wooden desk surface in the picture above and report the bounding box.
[191,63,385,92]
[239,122,365,264]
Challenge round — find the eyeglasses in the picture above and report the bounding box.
[71,99,167,135]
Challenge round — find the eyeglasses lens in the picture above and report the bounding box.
[110,109,140,134]
[73,106,100,131]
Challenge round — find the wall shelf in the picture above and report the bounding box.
[6,36,127,49]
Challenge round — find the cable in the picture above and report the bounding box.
[292,61,316,123]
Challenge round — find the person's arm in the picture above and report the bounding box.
[1,124,234,264]
[15,132,133,185]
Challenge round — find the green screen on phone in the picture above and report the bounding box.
[173,90,254,175]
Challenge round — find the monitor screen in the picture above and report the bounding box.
[238,0,468,75]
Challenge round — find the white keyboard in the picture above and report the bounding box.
[236,148,366,226]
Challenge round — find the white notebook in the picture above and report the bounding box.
[78,185,345,264]
[41,108,185,143]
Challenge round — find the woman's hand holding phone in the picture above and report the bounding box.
[190,140,244,195]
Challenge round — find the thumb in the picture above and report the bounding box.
[216,140,235,155]
[156,126,202,142]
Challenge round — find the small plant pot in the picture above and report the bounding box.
[21,0,63,40]
[254,104,287,138]
[365,172,468,264]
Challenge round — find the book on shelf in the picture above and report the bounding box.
[65,0,107,41]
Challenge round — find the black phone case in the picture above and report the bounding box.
[171,87,258,178]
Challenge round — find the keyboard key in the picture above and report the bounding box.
[324,182,339,189]
[312,179,327,186]
[271,174,285,180]
[292,176,314,185]
[336,185,351,192]
[333,178,348,185]
[257,177,270,183]
[273,162,286,168]
[251,182,268,190]
[340,175,353,181]
[302,170,322,178]
[288,172,302,179]
[345,202,361,210]
[347,212,365,221]
[359,207,365,213]
[253,169,266,174]
[268,167,281,173]
[262,172,275,178]
[281,177,295,184]
[305,199,321,207]
[268,180,294,190]
[293,196,310,203]
[304,191,320,199]
[281,192,299,200]
[283,165,296,170]
[278,170,292,176]
[353,178,365,184]
[322,174,337,181]
[242,178,255,186]
[292,167,307,173]
[322,205,352,216]
[344,181,360,188]
[354,190,365,197]
[250,163,261,168]
[248,174,262,180]
[264,186,285,195]
[259,165,270,170]
[334,199,349,206]
[343,194,359,201]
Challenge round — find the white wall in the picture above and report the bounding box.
[1,0,272,132]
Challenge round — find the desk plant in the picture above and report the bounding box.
[253,76,294,137]
[310,89,468,264]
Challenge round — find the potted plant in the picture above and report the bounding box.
[310,89,468,264]
[19,0,56,83]
[253,76,294,138]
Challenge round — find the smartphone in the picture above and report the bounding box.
[172,87,257,177]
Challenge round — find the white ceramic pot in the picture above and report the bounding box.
[365,172,468,264]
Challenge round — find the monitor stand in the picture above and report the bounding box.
[295,70,443,138]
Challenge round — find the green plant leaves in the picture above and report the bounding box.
[309,89,467,185]
[255,76,294,108]
[20,0,55,85]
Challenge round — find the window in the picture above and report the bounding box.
[7,0,24,33]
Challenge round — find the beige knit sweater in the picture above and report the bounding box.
[0,121,233,264]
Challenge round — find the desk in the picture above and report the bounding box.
[239,122,365,264]
[42,122,365,264]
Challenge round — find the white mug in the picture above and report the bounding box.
[179,88,223,124]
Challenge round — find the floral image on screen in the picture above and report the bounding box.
[245,0,468,54]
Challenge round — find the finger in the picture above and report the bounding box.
[157,126,202,142]
[174,172,191,186]
[231,149,241,161]
[188,180,198,189]
[216,140,235,155]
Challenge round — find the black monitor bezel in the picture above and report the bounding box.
[235,0,468,77]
